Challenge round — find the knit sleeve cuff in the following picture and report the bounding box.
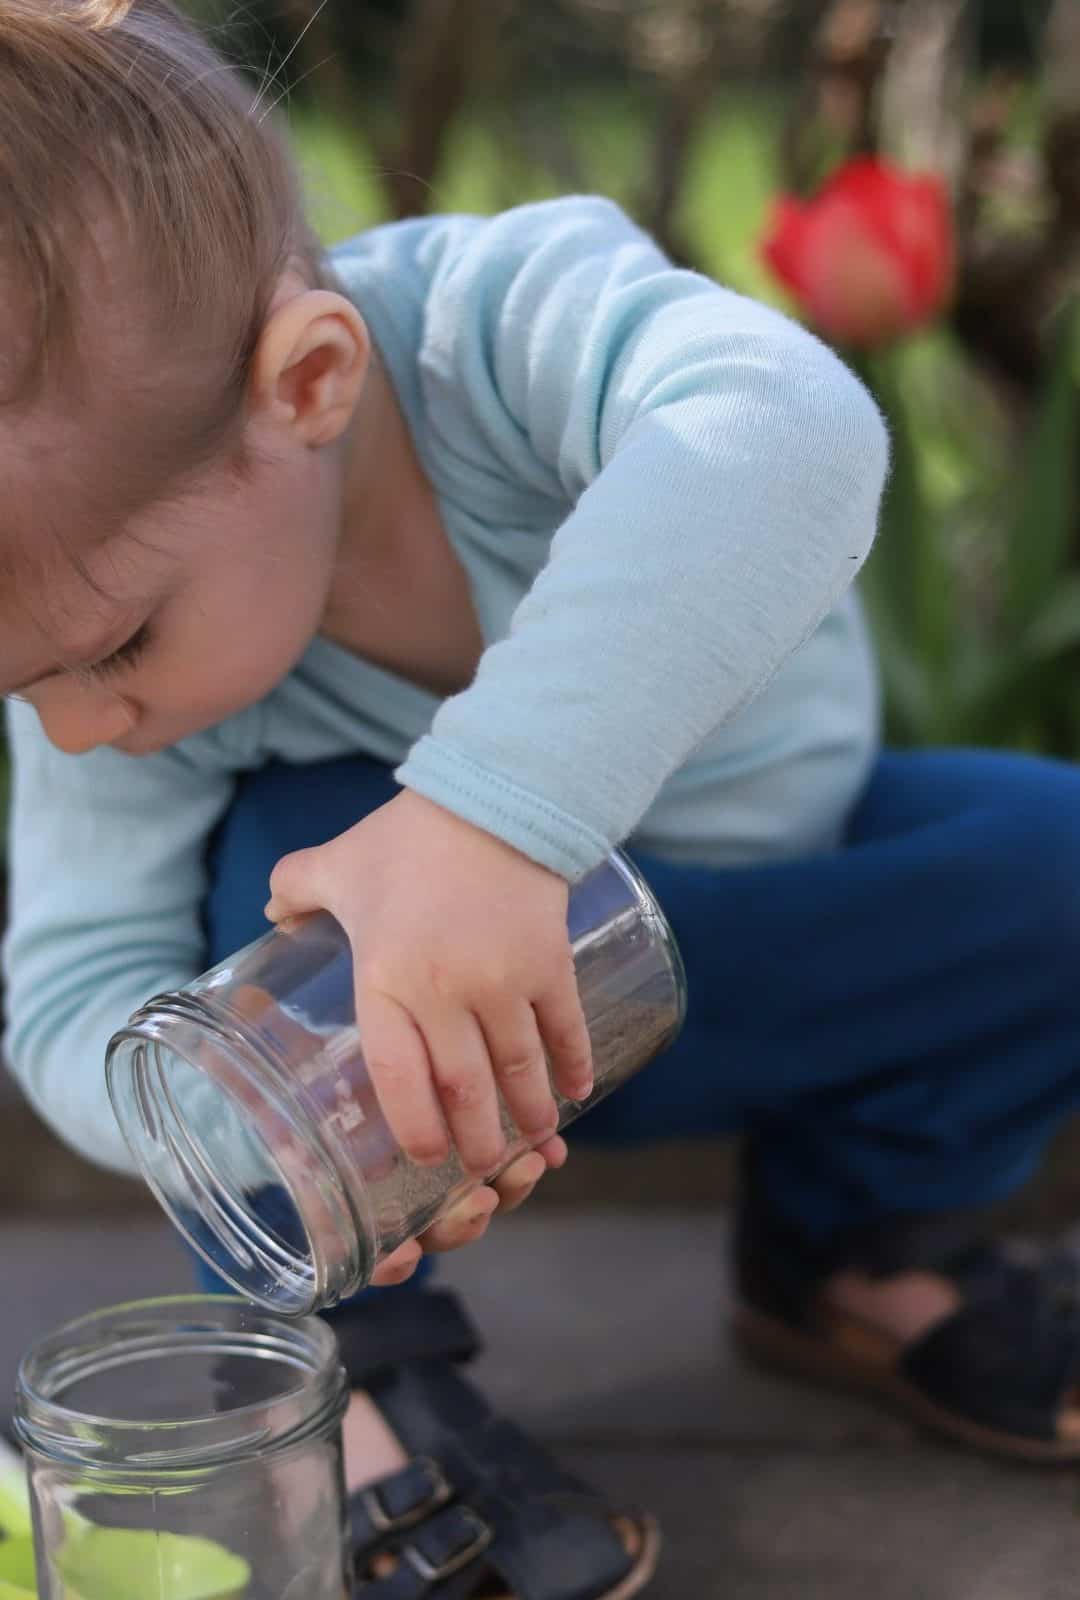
[395,735,612,881]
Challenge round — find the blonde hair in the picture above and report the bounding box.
[0,0,323,473]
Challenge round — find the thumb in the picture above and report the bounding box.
[265,844,330,923]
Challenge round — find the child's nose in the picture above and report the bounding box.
[32,684,138,755]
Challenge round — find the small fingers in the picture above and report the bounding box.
[369,1239,424,1286]
[534,1134,569,1170]
[416,1186,499,1253]
[533,971,593,1103]
[421,1005,506,1176]
[359,988,450,1167]
[479,1000,558,1144]
[490,1149,547,1214]
[266,845,327,922]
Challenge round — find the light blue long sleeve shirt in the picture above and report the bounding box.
[4,197,888,1171]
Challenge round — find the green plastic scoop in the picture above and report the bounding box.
[0,1441,250,1599]
[0,1442,35,1598]
[0,1536,36,1594]
[0,1527,250,1600]
[0,1446,33,1543]
[55,1528,250,1600]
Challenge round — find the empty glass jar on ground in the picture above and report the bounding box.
[16,1296,350,1600]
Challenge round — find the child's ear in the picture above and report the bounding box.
[250,290,371,447]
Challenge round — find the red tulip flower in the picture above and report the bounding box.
[761,157,954,349]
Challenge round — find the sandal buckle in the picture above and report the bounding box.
[362,1457,453,1534]
[402,1508,492,1583]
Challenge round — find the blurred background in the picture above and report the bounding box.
[2,0,1079,1218]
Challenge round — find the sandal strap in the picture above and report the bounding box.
[354,1479,632,1600]
[350,1458,455,1546]
[832,1210,987,1278]
[431,1418,635,1600]
[901,1247,1080,1441]
[350,1365,635,1600]
[354,1505,495,1600]
[332,1291,482,1388]
[733,1145,987,1326]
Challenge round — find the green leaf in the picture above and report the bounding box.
[860,606,935,745]
[1024,571,1080,658]
[0,1538,36,1593]
[1002,299,1080,628]
[858,351,954,684]
[56,1528,250,1600]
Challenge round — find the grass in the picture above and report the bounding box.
[290,88,789,303]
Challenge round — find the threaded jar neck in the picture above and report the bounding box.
[106,994,375,1316]
[16,1297,348,1480]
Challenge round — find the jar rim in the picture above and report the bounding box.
[15,1295,348,1476]
[106,997,370,1315]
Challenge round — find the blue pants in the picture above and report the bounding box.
[195,747,1080,1306]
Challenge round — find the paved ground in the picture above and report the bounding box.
[3,1210,1080,1599]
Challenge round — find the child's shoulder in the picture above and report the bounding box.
[329,195,646,290]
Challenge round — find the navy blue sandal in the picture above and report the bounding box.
[732,1153,1080,1462]
[337,1291,659,1599]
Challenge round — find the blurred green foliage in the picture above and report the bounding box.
[859,307,1080,750]
[290,93,782,300]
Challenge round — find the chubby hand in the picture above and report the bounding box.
[265,790,592,1265]
[367,1138,569,1285]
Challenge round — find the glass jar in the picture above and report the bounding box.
[15,1296,349,1600]
[107,851,686,1315]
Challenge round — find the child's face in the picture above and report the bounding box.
[1,425,344,756]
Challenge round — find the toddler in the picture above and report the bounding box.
[9,6,1080,1598]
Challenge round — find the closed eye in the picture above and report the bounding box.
[91,621,154,680]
